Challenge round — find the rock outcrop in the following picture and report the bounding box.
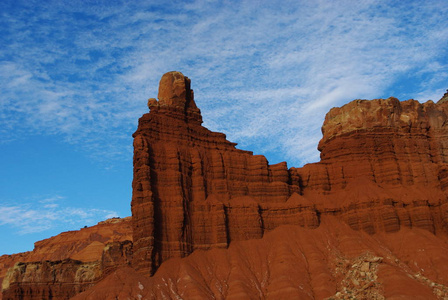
[3,71,448,299]
[131,72,448,276]
[295,98,448,236]
[74,217,448,300]
[131,71,312,275]
[304,97,448,189]
[0,217,132,300]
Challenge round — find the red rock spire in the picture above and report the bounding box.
[147,71,202,124]
[131,72,303,275]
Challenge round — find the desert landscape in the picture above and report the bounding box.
[2,71,448,299]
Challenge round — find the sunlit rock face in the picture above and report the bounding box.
[131,72,448,278]
[74,218,448,300]
[131,71,308,275]
[295,97,448,235]
[3,72,448,299]
[0,217,132,300]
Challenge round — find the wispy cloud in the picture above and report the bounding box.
[0,195,118,234]
[1,0,447,165]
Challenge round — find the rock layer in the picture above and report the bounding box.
[296,98,448,236]
[304,97,448,189]
[0,217,132,300]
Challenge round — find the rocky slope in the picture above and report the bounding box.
[74,217,448,299]
[0,217,132,300]
[2,71,448,299]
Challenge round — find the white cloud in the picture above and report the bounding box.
[0,0,447,166]
[0,195,118,234]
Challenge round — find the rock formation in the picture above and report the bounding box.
[2,71,448,299]
[131,71,308,275]
[0,217,132,300]
[296,98,448,236]
[74,217,448,299]
[131,72,448,276]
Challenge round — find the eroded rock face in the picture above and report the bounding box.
[2,260,101,300]
[3,72,448,299]
[0,217,132,300]
[295,98,448,235]
[131,71,308,274]
[73,217,448,300]
[131,72,448,277]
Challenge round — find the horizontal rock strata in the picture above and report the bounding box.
[0,217,132,300]
[3,72,448,299]
[131,72,306,275]
[131,72,448,276]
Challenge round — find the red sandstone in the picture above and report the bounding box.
[2,72,448,299]
[0,217,132,300]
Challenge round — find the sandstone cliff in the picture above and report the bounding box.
[296,97,448,236]
[0,217,132,300]
[2,71,448,299]
[131,72,448,277]
[132,71,308,275]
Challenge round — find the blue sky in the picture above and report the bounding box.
[1,0,447,255]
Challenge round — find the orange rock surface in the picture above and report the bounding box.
[2,72,448,299]
[74,217,448,299]
[131,71,305,275]
[0,217,132,300]
[131,72,448,277]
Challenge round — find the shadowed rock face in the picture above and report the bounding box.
[3,72,448,299]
